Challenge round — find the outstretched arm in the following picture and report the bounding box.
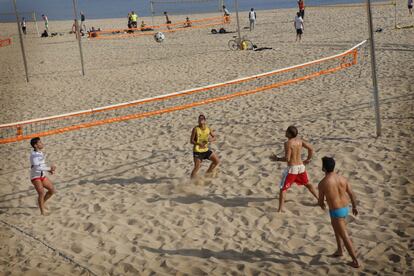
[318,183,326,210]
[190,128,197,145]
[209,129,216,143]
[271,141,289,162]
[302,140,313,164]
[346,179,358,216]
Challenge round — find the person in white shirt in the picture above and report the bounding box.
[294,12,304,42]
[30,137,56,215]
[249,8,257,31]
[223,5,230,23]
[21,17,27,35]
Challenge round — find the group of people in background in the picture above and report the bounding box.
[19,0,412,41]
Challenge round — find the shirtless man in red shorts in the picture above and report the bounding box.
[270,125,318,212]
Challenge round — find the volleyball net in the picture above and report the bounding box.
[89,15,229,39]
[0,40,367,144]
[307,0,394,9]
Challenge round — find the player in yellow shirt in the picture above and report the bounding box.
[190,114,220,178]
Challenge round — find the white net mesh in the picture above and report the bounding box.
[0,41,367,144]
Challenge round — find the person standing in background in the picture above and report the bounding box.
[21,17,27,34]
[298,0,305,19]
[249,8,257,31]
[80,11,86,31]
[42,14,49,32]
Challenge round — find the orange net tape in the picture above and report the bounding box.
[89,16,229,39]
[0,41,366,144]
[0,38,12,47]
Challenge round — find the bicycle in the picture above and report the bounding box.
[228,35,254,51]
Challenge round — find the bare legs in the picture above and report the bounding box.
[191,153,220,179]
[32,178,55,215]
[305,183,318,200]
[278,190,286,212]
[278,183,318,212]
[206,153,219,174]
[331,217,360,268]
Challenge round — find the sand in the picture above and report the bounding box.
[0,3,413,276]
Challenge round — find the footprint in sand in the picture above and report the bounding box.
[71,243,82,254]
[127,219,137,225]
[93,203,101,212]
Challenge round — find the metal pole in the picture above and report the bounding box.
[72,0,85,76]
[33,11,40,37]
[366,0,382,137]
[234,0,241,46]
[150,1,154,26]
[394,0,397,29]
[12,0,29,82]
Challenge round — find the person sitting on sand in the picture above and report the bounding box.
[29,137,56,215]
[270,125,318,212]
[140,21,153,31]
[184,17,192,27]
[190,114,220,178]
[41,29,49,37]
[318,156,360,268]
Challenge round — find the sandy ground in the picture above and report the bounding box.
[0,3,413,276]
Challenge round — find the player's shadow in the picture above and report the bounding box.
[147,194,276,207]
[141,246,321,266]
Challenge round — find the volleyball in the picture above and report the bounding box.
[154,32,165,43]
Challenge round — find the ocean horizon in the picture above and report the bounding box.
[0,0,388,22]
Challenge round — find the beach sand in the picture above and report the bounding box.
[0,3,413,275]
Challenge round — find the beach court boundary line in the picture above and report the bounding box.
[0,219,98,276]
[0,40,366,144]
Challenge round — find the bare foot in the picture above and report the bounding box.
[330,251,343,257]
[347,260,360,268]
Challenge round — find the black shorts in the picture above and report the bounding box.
[409,5,413,9]
[296,28,303,35]
[300,10,305,18]
[193,150,213,160]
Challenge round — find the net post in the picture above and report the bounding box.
[33,11,40,37]
[72,0,86,76]
[352,50,358,65]
[393,0,397,29]
[12,0,30,82]
[17,125,23,137]
[234,0,242,48]
[366,0,382,137]
[150,1,155,26]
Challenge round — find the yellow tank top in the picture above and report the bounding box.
[131,14,138,22]
[193,126,210,153]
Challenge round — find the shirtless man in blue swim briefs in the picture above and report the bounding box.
[318,156,360,268]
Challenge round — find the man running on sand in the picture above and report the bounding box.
[30,137,56,215]
[318,156,360,268]
[190,114,219,178]
[270,125,318,212]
